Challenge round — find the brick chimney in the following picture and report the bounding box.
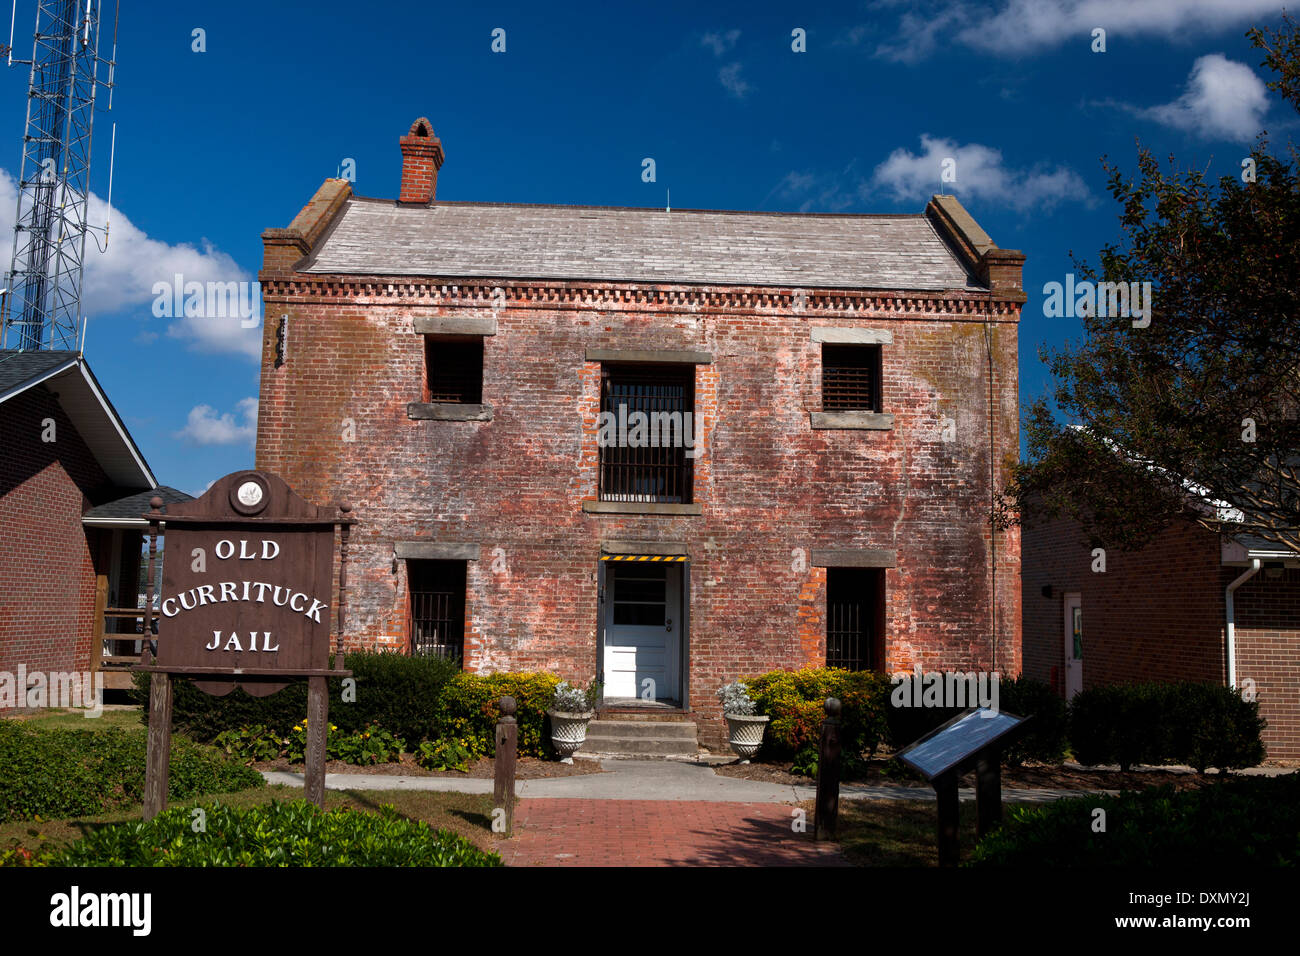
[399,117,445,205]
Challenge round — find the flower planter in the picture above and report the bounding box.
[547,709,595,763]
[725,713,769,763]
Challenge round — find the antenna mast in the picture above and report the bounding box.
[2,0,116,351]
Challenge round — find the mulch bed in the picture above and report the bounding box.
[253,753,606,778]
[714,757,1219,792]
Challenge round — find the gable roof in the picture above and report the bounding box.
[0,349,157,489]
[300,197,982,292]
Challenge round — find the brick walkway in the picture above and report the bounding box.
[500,798,847,867]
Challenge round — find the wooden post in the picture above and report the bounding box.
[142,671,172,820]
[493,696,518,837]
[936,769,960,866]
[305,676,329,809]
[975,752,1003,838]
[814,696,842,841]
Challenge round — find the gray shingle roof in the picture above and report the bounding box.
[302,198,980,291]
[84,486,193,520]
[0,349,79,393]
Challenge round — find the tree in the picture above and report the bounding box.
[1006,15,1300,554]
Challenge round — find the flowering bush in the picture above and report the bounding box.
[333,725,405,765]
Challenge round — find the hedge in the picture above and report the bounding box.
[1068,681,1265,771]
[0,722,264,823]
[740,668,1068,774]
[969,774,1300,866]
[135,653,562,759]
[132,651,462,744]
[42,800,501,867]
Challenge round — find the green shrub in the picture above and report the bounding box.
[213,724,282,763]
[135,651,463,744]
[333,724,404,765]
[0,722,263,823]
[742,667,892,774]
[997,675,1068,765]
[434,671,561,758]
[416,738,473,772]
[969,774,1300,866]
[1068,681,1264,771]
[139,654,559,758]
[47,800,501,867]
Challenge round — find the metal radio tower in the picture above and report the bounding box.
[2,0,117,352]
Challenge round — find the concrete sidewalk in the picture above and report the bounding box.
[262,758,1112,804]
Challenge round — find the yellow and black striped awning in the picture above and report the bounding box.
[600,554,687,562]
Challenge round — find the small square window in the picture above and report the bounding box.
[425,337,483,404]
[822,344,881,412]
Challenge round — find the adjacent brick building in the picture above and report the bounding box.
[255,118,1026,744]
[1023,513,1300,758]
[0,350,189,705]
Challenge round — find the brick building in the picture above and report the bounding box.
[0,350,189,704]
[255,118,1026,744]
[1023,513,1300,758]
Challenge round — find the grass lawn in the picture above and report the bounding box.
[797,798,1039,866]
[6,707,143,733]
[0,785,502,860]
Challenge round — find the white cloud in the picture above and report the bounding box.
[718,62,752,98]
[1140,54,1269,141]
[174,397,258,446]
[701,29,740,56]
[868,134,1091,210]
[0,168,259,359]
[864,0,1282,59]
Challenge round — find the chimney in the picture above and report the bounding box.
[399,117,445,204]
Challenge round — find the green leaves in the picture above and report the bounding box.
[47,800,502,867]
[1011,16,1300,554]
[969,775,1300,867]
[0,722,263,823]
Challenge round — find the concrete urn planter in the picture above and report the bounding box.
[547,710,595,763]
[725,713,770,763]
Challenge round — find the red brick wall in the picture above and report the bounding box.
[1234,567,1300,757]
[0,387,107,706]
[1023,513,1300,758]
[256,281,1022,743]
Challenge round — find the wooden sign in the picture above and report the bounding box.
[154,470,339,696]
[135,469,354,817]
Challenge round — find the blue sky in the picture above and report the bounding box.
[0,0,1292,496]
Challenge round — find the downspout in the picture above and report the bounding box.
[1225,559,1261,689]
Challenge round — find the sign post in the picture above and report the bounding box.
[135,470,355,818]
[894,708,1029,866]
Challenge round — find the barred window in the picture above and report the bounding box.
[599,364,694,504]
[408,559,465,663]
[826,568,881,671]
[822,344,882,412]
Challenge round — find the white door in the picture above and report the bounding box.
[1063,593,1082,700]
[603,563,680,702]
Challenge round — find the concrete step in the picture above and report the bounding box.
[583,719,700,757]
[587,719,697,740]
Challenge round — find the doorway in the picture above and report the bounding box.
[601,560,683,704]
[1063,593,1082,699]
